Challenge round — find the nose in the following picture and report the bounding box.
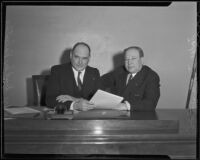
[127,59,133,65]
[78,57,82,65]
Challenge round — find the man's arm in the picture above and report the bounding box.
[46,66,79,110]
[100,71,115,92]
[46,66,61,108]
[93,69,103,92]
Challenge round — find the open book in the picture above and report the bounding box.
[90,89,124,109]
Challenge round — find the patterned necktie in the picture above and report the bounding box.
[77,71,82,91]
[127,74,133,85]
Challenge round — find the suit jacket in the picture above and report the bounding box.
[101,65,160,111]
[46,63,101,109]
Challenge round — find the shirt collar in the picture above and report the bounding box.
[128,65,143,77]
[130,72,137,77]
[72,66,86,75]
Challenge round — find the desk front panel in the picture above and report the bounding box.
[4,109,197,159]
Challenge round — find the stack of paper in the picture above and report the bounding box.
[90,89,124,109]
[4,107,41,115]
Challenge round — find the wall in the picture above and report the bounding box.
[4,2,197,108]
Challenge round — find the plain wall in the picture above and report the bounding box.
[4,2,197,108]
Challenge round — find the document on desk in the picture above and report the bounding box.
[90,89,124,109]
[4,106,41,115]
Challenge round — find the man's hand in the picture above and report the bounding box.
[56,95,78,103]
[113,103,128,111]
[73,99,95,111]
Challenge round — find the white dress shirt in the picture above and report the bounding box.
[72,67,85,86]
[126,72,137,85]
[69,67,86,110]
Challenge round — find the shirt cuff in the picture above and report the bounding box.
[70,101,75,110]
[124,101,131,110]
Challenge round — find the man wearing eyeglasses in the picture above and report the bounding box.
[101,46,160,111]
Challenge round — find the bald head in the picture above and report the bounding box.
[70,42,91,71]
[72,42,91,57]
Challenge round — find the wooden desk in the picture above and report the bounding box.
[4,108,197,159]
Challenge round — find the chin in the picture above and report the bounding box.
[127,68,136,73]
[76,67,85,71]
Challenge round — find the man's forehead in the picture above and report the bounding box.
[73,48,90,58]
[125,49,140,57]
[74,44,89,51]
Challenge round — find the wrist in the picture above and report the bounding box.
[73,101,81,110]
[124,101,131,110]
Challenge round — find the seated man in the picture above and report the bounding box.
[46,42,101,111]
[101,46,160,111]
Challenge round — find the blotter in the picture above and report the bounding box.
[90,89,124,109]
[49,114,73,120]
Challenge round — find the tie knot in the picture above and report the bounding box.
[129,74,133,80]
[78,71,81,76]
[127,73,133,85]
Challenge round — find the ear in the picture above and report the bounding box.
[140,57,144,65]
[70,51,73,60]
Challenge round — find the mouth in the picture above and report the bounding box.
[128,66,135,69]
[75,65,85,70]
[76,64,83,67]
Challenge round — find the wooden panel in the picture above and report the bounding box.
[4,119,179,133]
[3,109,197,159]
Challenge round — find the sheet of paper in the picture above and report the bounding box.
[90,89,124,109]
[4,107,41,115]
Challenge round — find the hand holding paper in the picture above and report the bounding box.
[90,89,124,109]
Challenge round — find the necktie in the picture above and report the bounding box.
[127,74,133,85]
[77,71,82,91]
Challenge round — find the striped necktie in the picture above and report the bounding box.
[77,71,82,91]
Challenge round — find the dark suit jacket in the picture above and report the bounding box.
[46,63,101,109]
[101,65,160,111]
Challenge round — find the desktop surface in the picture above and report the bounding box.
[3,107,197,159]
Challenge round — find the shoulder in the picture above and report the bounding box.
[143,65,160,80]
[51,63,71,72]
[86,65,100,75]
[101,65,127,78]
[112,66,127,75]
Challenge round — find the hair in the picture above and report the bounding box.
[123,46,144,58]
[72,42,91,56]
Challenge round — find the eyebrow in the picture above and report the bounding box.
[74,54,89,59]
[125,57,137,59]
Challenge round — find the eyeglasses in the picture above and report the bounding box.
[124,58,137,62]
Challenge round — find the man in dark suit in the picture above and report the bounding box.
[101,46,160,111]
[46,42,101,111]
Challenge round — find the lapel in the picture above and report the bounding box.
[82,66,92,94]
[123,66,146,95]
[118,67,129,94]
[62,63,77,93]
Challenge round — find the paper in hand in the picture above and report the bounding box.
[90,89,124,109]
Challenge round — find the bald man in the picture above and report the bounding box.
[46,42,101,111]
